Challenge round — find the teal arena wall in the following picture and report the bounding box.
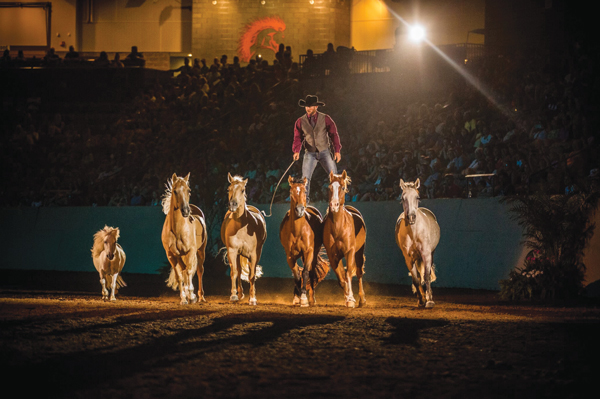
[0,199,525,290]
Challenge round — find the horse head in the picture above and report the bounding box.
[227,172,247,214]
[171,173,192,218]
[103,226,120,261]
[288,176,308,218]
[328,170,350,213]
[400,178,420,225]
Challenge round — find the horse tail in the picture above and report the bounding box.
[310,247,330,287]
[166,268,179,291]
[240,257,263,282]
[116,275,127,289]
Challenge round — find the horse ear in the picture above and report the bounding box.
[302,177,307,185]
[172,173,177,183]
[399,179,405,190]
[415,178,420,189]
[243,178,248,186]
[342,170,347,180]
[288,175,293,184]
[228,172,233,183]
[329,171,334,182]
[115,228,120,240]
[184,172,190,183]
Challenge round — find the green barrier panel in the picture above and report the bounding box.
[0,199,524,290]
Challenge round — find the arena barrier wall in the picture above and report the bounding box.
[0,199,531,290]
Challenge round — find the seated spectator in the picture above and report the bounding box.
[43,47,61,66]
[63,46,80,63]
[124,46,145,66]
[95,51,110,67]
[111,53,124,68]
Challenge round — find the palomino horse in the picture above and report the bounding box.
[91,225,126,301]
[161,173,208,305]
[221,173,267,305]
[279,176,329,307]
[323,171,367,308]
[395,179,440,308]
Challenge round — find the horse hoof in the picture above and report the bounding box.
[249,298,257,306]
[240,293,245,300]
[190,295,198,304]
[292,295,300,305]
[230,295,239,302]
[359,299,367,308]
[346,300,356,308]
[110,297,116,302]
[300,294,309,307]
[417,300,425,308]
[199,296,207,303]
[425,301,435,308]
[180,300,188,305]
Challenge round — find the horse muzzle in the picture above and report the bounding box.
[229,201,238,212]
[295,205,305,218]
[407,213,416,225]
[181,205,191,218]
[107,253,115,261]
[330,201,340,213]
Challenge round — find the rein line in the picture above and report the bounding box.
[262,159,297,218]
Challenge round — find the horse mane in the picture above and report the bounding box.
[289,177,305,185]
[229,175,246,184]
[161,175,190,215]
[332,174,352,193]
[91,225,119,259]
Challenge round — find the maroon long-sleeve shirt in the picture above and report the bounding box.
[293,112,342,154]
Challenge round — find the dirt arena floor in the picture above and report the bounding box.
[1,270,599,399]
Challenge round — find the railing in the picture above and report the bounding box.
[299,44,488,77]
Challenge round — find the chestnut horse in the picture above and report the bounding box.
[395,179,440,308]
[161,173,208,305]
[323,171,367,308]
[91,225,126,301]
[221,173,267,305]
[279,176,329,307]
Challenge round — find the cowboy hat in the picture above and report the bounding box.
[298,95,325,107]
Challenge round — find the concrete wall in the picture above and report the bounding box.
[192,0,351,63]
[0,198,550,290]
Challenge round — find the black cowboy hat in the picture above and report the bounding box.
[298,95,325,107]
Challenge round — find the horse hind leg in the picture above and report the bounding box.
[409,260,426,307]
[355,246,367,308]
[248,255,258,306]
[197,248,207,303]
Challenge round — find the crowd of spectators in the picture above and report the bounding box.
[1,39,598,224]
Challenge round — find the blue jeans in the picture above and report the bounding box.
[302,149,337,200]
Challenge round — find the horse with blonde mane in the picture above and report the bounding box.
[323,171,367,308]
[396,179,440,308]
[161,173,208,305]
[279,176,329,307]
[91,225,126,301]
[221,173,267,305]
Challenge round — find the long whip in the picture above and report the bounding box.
[262,159,297,218]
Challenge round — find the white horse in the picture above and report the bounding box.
[395,179,440,308]
[91,226,126,301]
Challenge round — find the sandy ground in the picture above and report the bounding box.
[0,271,599,399]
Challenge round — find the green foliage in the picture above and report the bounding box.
[500,190,599,301]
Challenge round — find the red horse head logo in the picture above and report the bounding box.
[238,16,286,63]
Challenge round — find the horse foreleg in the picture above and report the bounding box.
[237,255,245,300]
[422,252,435,308]
[410,261,427,307]
[175,262,188,305]
[300,251,314,307]
[287,255,302,305]
[185,254,198,304]
[344,250,357,308]
[330,256,347,291]
[228,249,239,302]
[109,274,118,301]
[99,273,109,300]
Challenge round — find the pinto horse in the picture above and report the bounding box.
[221,173,267,305]
[92,225,126,301]
[395,179,440,308]
[161,173,208,305]
[323,171,367,308]
[279,176,329,307]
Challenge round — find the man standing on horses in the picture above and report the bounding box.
[293,95,342,201]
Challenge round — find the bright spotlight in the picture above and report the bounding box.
[409,25,426,42]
